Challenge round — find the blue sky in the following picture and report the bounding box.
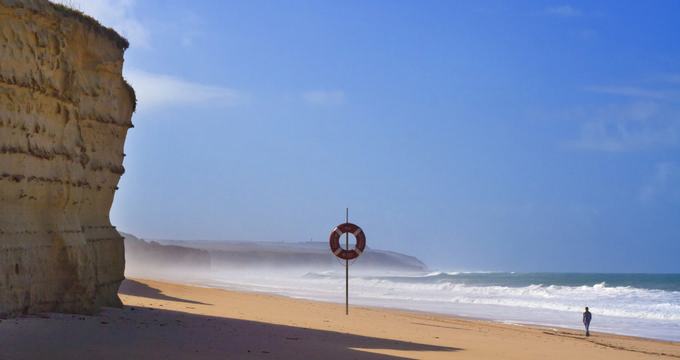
[61,0,679,273]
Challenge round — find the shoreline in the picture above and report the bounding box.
[1,277,678,359]
[121,278,680,358]
[127,272,680,343]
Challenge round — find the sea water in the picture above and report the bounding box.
[201,270,680,343]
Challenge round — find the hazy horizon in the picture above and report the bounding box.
[122,231,677,274]
[121,234,680,342]
[57,0,680,273]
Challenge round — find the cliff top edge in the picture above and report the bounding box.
[1,0,129,50]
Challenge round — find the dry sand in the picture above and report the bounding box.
[1,278,678,360]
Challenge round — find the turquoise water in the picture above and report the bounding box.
[380,272,680,293]
[416,272,680,291]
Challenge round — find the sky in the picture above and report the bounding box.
[57,0,680,273]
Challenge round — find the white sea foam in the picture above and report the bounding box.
[202,269,680,342]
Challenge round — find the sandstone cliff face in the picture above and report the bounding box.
[0,0,134,316]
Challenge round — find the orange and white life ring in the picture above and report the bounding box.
[329,222,366,260]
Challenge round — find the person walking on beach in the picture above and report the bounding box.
[583,307,592,337]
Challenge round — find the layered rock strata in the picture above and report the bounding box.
[0,0,134,316]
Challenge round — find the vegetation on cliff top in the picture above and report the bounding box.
[47,2,130,50]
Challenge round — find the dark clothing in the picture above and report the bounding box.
[583,310,592,336]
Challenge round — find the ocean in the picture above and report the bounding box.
[200,270,680,343]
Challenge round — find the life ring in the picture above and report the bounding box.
[329,222,366,260]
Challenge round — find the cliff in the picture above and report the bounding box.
[122,233,211,276]
[0,0,134,316]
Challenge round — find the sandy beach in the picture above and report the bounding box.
[1,278,678,360]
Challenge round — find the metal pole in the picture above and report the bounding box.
[345,208,349,315]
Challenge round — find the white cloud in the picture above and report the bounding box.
[639,162,680,205]
[123,68,249,112]
[566,77,680,151]
[545,5,582,17]
[587,85,677,101]
[666,74,680,84]
[565,101,680,151]
[177,12,203,48]
[52,0,150,49]
[181,35,193,47]
[571,121,677,151]
[651,73,680,85]
[301,90,346,105]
